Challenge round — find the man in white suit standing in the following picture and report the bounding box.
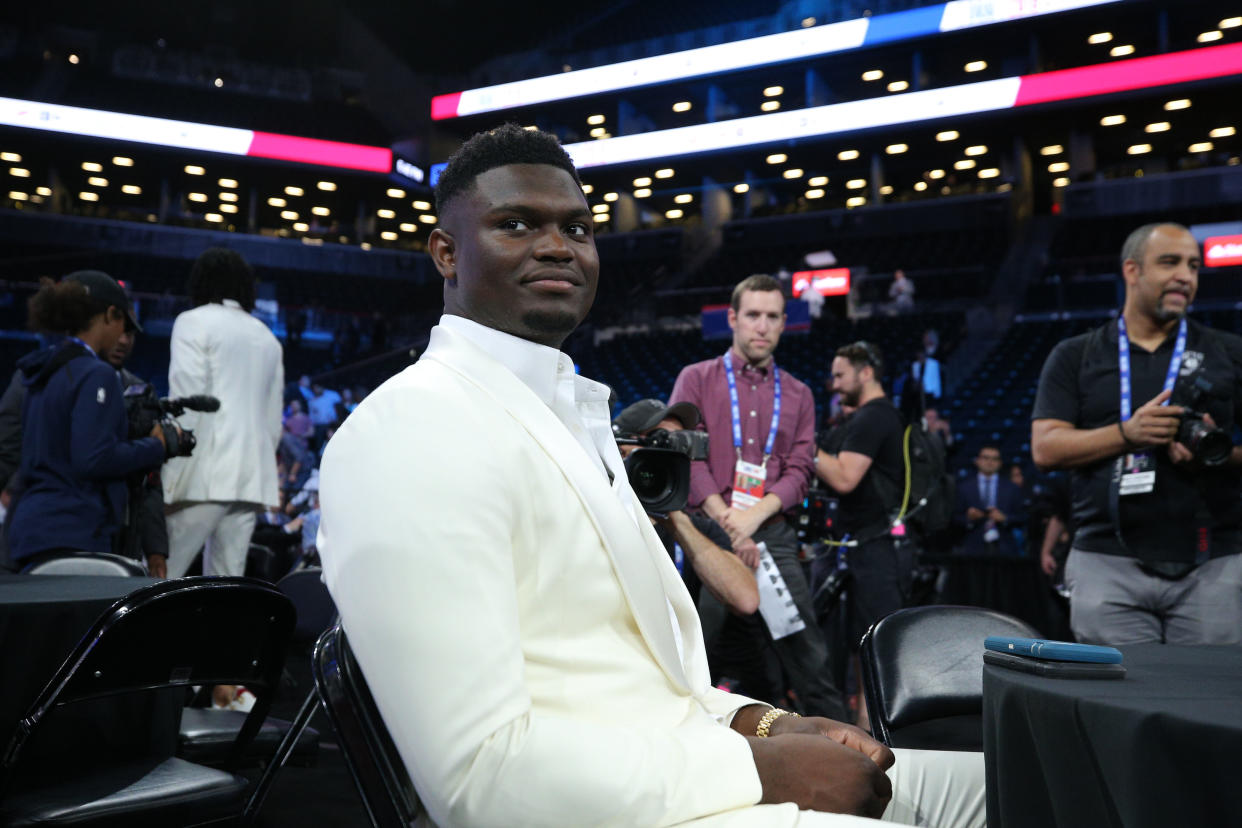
[317,125,984,827]
[164,248,283,580]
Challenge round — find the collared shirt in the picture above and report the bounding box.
[978,473,997,508]
[669,349,816,513]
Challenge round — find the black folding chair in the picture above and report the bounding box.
[0,576,295,827]
[859,604,1040,751]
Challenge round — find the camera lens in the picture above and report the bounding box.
[629,455,672,500]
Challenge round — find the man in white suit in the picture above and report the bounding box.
[164,248,284,579]
[318,125,984,827]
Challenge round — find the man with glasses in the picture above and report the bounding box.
[954,445,1025,556]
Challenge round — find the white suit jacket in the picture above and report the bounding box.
[162,300,283,508]
[317,324,799,828]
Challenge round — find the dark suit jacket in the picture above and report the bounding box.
[954,473,1026,555]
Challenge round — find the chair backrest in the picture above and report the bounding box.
[276,567,336,650]
[312,625,420,828]
[0,576,295,787]
[22,552,147,577]
[860,604,1040,750]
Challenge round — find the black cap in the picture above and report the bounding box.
[64,270,142,332]
[613,399,701,437]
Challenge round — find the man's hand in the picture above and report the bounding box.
[747,733,892,818]
[1168,411,1212,465]
[146,554,167,579]
[1120,389,1183,448]
[986,507,1008,524]
[1040,547,1058,577]
[965,506,985,522]
[721,506,767,545]
[769,714,895,770]
[733,536,761,569]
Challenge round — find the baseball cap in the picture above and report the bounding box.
[613,399,701,437]
[64,269,142,332]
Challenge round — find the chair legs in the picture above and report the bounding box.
[240,686,321,825]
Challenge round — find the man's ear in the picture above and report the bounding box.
[1121,259,1140,289]
[727,306,737,331]
[428,227,457,281]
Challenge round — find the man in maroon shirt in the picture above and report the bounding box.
[670,274,846,720]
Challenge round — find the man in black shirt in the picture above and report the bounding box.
[1032,222,1242,645]
[815,342,911,727]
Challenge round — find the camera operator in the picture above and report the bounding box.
[5,271,181,571]
[1032,223,1242,646]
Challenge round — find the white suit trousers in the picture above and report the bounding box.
[166,502,257,578]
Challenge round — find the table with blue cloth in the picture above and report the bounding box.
[983,643,1242,828]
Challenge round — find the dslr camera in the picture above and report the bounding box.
[614,427,710,514]
[125,388,220,459]
[1171,376,1232,466]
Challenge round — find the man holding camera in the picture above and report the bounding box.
[1032,222,1242,645]
[670,274,846,721]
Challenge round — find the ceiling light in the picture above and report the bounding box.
[914,181,928,191]
[655,168,674,179]
[267,197,286,207]
[189,193,208,203]
[377,208,396,218]
[936,131,959,142]
[587,114,605,125]
[82,162,103,172]
[674,193,693,203]
[1223,17,1242,29]
[886,143,908,154]
[589,127,607,138]
[879,185,894,194]
[312,206,330,216]
[1040,144,1064,155]
[381,231,398,241]
[112,156,133,167]
[965,145,987,156]
[665,209,683,219]
[954,159,977,170]
[763,86,784,97]
[805,188,825,199]
[838,149,860,161]
[733,183,750,193]
[317,181,336,191]
[1145,122,1171,133]
[218,178,238,188]
[1189,142,1214,153]
[766,153,787,164]
[1101,114,1126,126]
[294,222,310,232]
[281,210,298,220]
[205,213,223,223]
[580,184,594,194]
[672,101,692,112]
[8,191,27,201]
[928,169,946,179]
[1165,99,1191,111]
[1048,161,1070,173]
[846,179,866,189]
[35,186,51,196]
[1088,32,1113,44]
[285,185,304,196]
[219,203,238,213]
[1198,30,1223,43]
[593,213,609,223]
[592,204,610,213]
[87,176,108,187]
[802,17,816,27]
[400,223,416,232]
[633,176,652,187]
[413,199,431,209]
[978,168,1000,178]
[420,214,437,224]
[219,191,238,202]
[887,80,909,92]
[964,60,987,72]
[593,132,611,140]
[862,69,884,81]
[1210,126,1237,137]
[761,101,781,112]
[1110,44,1135,57]
[633,188,651,198]
[0,152,20,162]
[68,54,79,65]
[387,188,405,198]
[1127,144,1152,155]
[1054,177,1070,187]
[79,191,98,201]
[185,165,205,175]
[782,168,803,179]
[523,126,537,131]
[808,176,828,186]
[846,196,866,208]
[603,192,618,202]
[9,168,29,177]
[121,184,141,194]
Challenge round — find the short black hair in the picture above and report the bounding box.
[836,341,884,379]
[187,247,256,311]
[434,124,581,216]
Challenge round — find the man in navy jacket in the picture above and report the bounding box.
[954,444,1026,556]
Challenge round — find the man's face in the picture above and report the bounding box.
[1124,225,1200,323]
[618,416,684,459]
[975,448,1003,476]
[104,327,134,369]
[430,163,598,349]
[728,289,785,365]
[831,356,866,407]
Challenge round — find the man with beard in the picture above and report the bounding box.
[814,342,909,729]
[1032,223,1242,645]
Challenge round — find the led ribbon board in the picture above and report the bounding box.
[559,43,1242,169]
[1204,234,1242,268]
[792,268,851,298]
[0,97,393,173]
[430,0,1120,119]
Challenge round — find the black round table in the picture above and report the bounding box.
[983,643,1242,828]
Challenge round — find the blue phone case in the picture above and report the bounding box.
[984,636,1123,664]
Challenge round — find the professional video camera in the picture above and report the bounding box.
[124,388,220,458]
[614,427,709,514]
[1171,376,1231,466]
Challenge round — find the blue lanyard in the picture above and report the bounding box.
[1117,315,1186,420]
[723,350,781,462]
[67,336,97,359]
